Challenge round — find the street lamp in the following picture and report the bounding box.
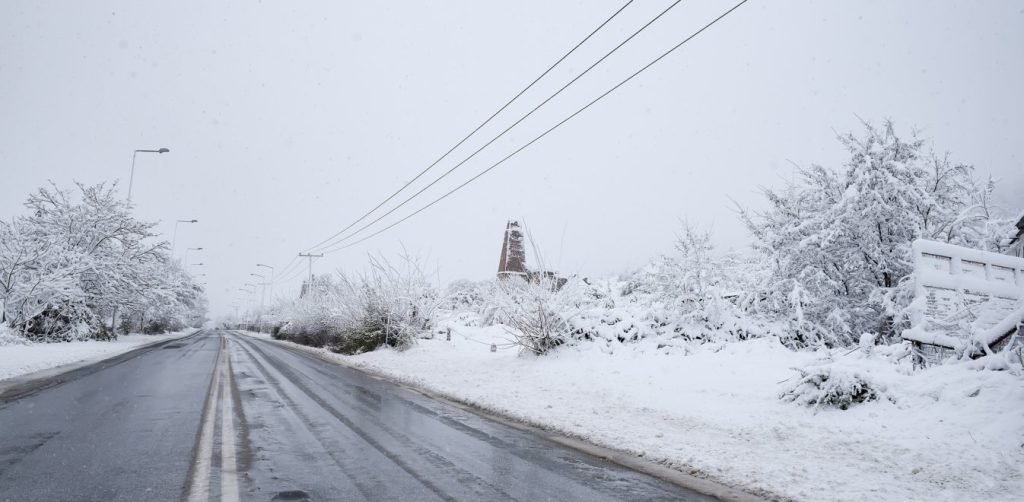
[256,263,275,304]
[127,148,170,201]
[191,263,204,267]
[183,247,202,265]
[237,288,254,329]
[171,219,198,258]
[250,273,268,332]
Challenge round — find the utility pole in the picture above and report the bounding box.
[298,253,323,296]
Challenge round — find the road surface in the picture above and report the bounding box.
[0,330,718,501]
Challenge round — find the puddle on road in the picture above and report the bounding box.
[271,489,310,501]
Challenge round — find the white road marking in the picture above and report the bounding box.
[219,343,240,502]
[186,337,224,502]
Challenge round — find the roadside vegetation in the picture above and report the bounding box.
[0,182,208,344]
[256,120,1020,372]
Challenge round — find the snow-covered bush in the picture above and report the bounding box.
[331,254,440,354]
[272,275,343,346]
[780,364,889,410]
[269,254,440,354]
[619,224,765,344]
[442,279,494,312]
[492,275,589,355]
[0,324,30,346]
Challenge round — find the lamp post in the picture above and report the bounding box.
[250,273,266,302]
[183,247,203,264]
[127,148,170,201]
[250,273,267,332]
[171,219,198,258]
[256,263,274,304]
[238,288,254,330]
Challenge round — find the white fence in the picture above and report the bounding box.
[903,239,1024,352]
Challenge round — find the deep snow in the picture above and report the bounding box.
[0,328,197,381]
[243,327,1024,502]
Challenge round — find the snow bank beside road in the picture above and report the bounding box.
[246,328,1024,502]
[0,329,197,382]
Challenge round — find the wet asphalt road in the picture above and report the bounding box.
[0,330,718,501]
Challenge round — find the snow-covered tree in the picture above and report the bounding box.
[741,120,1017,347]
[0,182,207,341]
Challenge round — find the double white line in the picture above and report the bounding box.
[187,336,240,502]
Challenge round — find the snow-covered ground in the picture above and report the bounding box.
[243,327,1024,502]
[0,328,198,382]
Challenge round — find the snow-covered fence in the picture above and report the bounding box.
[903,239,1024,363]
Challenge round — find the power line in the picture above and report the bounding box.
[323,0,751,254]
[299,1,636,255]
[274,255,301,281]
[274,263,309,286]
[317,0,684,251]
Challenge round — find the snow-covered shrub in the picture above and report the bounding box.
[20,300,96,342]
[442,279,493,312]
[0,324,29,346]
[587,224,770,346]
[332,253,439,354]
[493,275,589,355]
[268,254,440,354]
[780,364,888,410]
[272,275,343,347]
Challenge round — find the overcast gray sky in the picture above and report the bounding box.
[2,0,1022,316]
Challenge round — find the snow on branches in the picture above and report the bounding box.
[0,182,207,342]
[740,119,1017,348]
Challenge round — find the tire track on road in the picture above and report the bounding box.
[231,334,467,502]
